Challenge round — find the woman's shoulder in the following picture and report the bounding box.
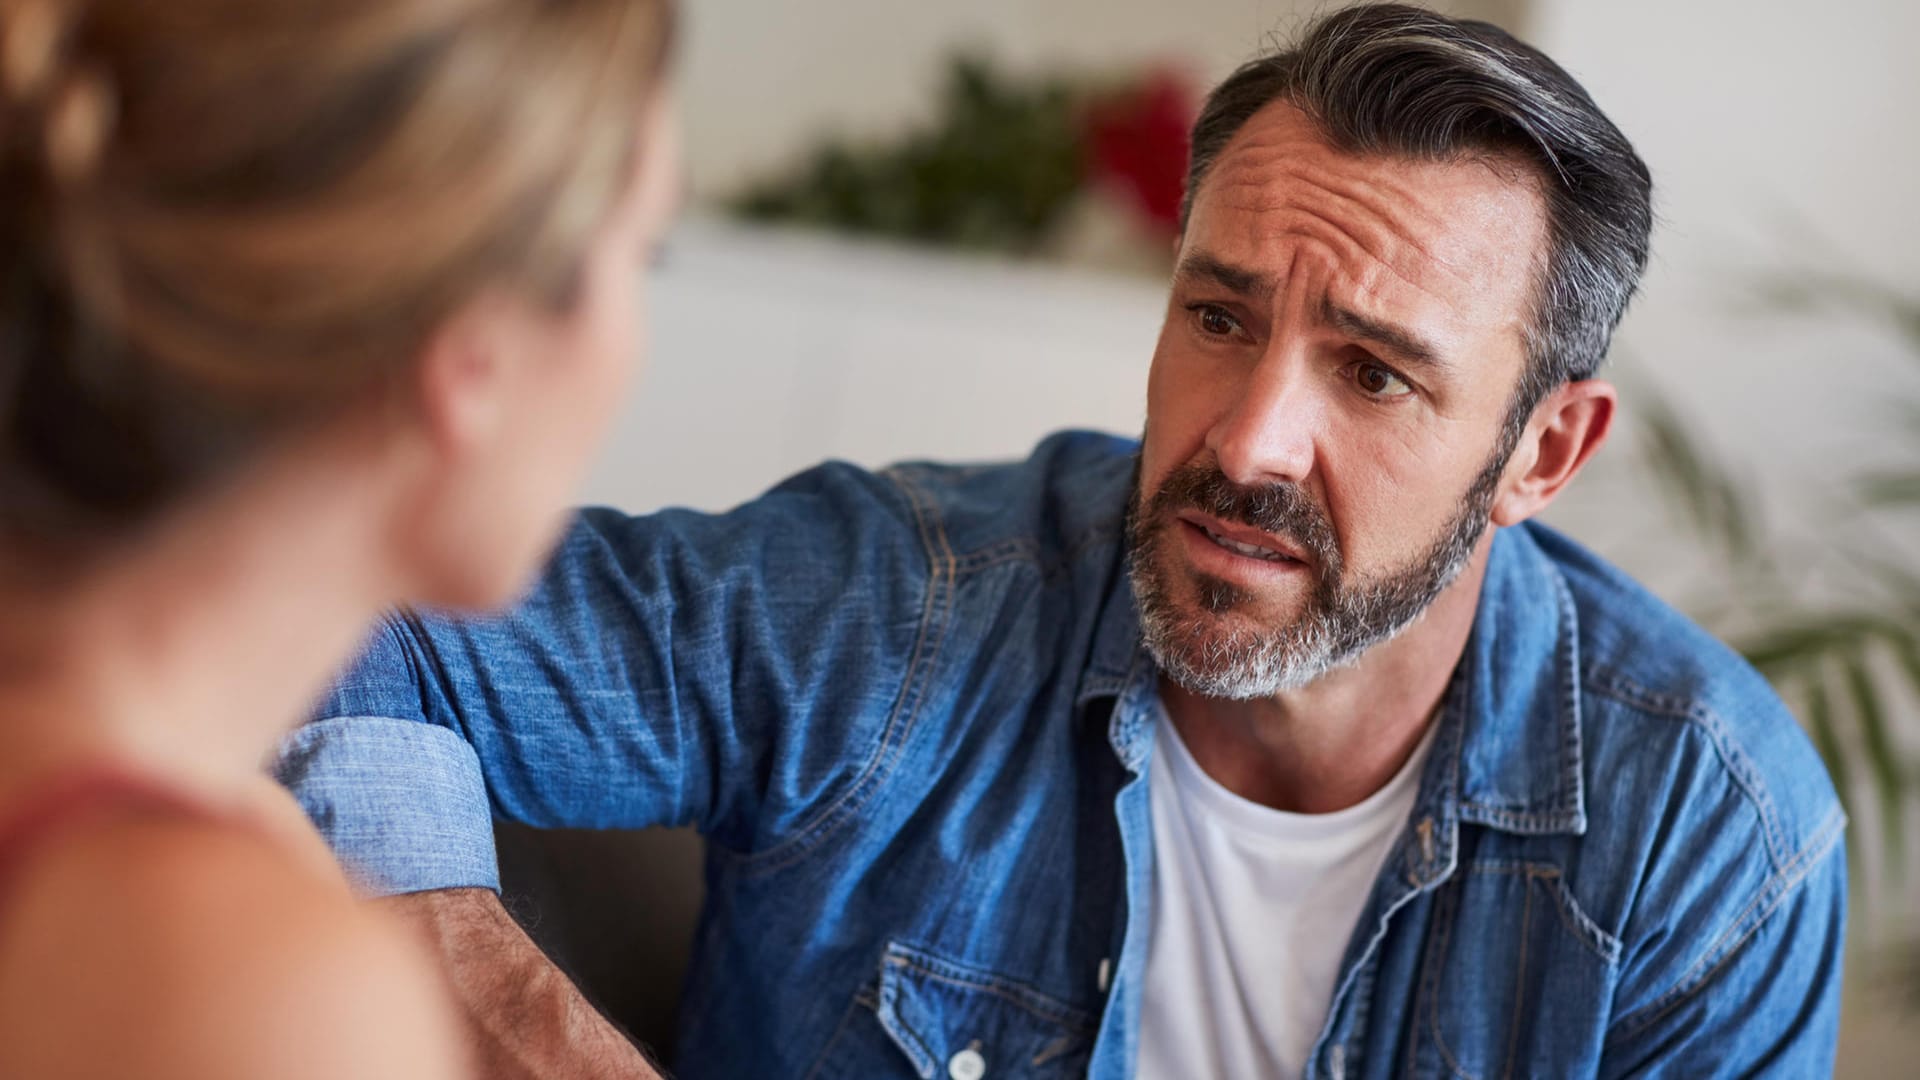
[0,801,468,1079]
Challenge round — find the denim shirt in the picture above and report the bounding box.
[278,431,1846,1079]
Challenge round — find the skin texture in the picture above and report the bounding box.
[385,888,669,1079]
[1140,101,1615,813]
[0,811,464,1080]
[0,88,680,1080]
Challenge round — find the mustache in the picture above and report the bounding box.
[1146,460,1342,572]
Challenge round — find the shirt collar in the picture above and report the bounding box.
[1084,523,1587,837]
[1444,523,1587,837]
[1078,558,1145,711]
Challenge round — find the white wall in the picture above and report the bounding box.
[580,219,1166,513]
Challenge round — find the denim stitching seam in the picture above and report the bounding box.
[1603,807,1845,1045]
[736,468,957,876]
[1583,665,1788,870]
[884,944,1097,1033]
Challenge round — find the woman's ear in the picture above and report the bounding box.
[1490,379,1617,527]
[413,293,520,461]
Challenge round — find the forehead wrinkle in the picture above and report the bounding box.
[1193,135,1547,358]
[1204,185,1459,351]
[1204,143,1472,304]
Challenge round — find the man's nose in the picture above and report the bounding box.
[1206,343,1320,488]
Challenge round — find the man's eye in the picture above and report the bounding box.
[1188,304,1242,337]
[1354,360,1413,398]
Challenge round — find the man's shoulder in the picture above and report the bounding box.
[1507,524,1846,1035]
[1521,523,1843,874]
[559,432,1136,585]
[879,430,1139,571]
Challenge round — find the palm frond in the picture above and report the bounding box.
[1752,271,1920,349]
[1858,470,1920,508]
[1636,266,1919,911]
[1799,662,1850,808]
[1633,392,1763,571]
[1840,651,1907,877]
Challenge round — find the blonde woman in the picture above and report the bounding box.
[0,1,677,1076]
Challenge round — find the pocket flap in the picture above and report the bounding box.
[872,941,1096,1079]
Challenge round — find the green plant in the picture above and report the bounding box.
[728,55,1087,254]
[1635,274,1920,885]
[726,54,1197,256]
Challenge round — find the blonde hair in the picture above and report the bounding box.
[0,0,672,556]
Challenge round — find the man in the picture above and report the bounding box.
[279,5,1845,1077]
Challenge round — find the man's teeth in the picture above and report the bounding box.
[1205,527,1292,562]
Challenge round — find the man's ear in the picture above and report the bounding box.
[1491,378,1616,527]
[414,293,517,459]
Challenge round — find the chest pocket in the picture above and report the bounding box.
[1412,862,1620,1080]
[808,941,1097,1079]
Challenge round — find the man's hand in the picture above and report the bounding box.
[383,888,666,1080]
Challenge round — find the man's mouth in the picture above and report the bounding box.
[1177,512,1307,565]
[1200,525,1298,563]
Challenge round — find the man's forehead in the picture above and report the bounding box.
[1185,101,1547,331]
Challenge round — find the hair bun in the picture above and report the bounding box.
[3,0,114,185]
[43,65,111,181]
[2,0,62,100]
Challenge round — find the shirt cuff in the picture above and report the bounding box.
[272,716,500,896]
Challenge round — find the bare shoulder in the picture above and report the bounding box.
[0,810,469,1080]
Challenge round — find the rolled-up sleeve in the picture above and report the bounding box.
[273,716,500,895]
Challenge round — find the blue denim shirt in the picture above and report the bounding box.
[278,431,1846,1079]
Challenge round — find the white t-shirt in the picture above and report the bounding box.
[1135,699,1435,1079]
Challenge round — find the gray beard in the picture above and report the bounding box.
[1124,447,1507,699]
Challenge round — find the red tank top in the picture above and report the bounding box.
[0,767,217,919]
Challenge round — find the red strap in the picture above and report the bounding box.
[0,767,214,921]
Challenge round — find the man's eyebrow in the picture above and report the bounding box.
[1320,297,1447,372]
[1175,251,1449,372]
[1172,252,1276,298]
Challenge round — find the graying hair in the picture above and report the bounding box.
[1182,3,1653,422]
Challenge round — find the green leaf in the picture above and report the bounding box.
[1753,270,1920,343]
[1840,650,1907,878]
[1857,470,1920,508]
[1887,626,1920,719]
[1899,401,1920,440]
[1634,395,1760,568]
[1796,662,1865,876]
[1740,615,1891,674]
[1799,661,1851,801]
[725,53,1088,254]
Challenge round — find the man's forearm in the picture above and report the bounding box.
[383,888,665,1080]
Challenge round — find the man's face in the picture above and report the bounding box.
[1131,102,1549,698]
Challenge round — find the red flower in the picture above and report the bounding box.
[1082,68,1199,239]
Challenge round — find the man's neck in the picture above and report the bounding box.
[1160,541,1493,814]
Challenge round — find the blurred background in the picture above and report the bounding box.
[507,2,1920,1074]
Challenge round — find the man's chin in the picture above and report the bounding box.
[1150,632,1311,700]
[1168,568,1315,627]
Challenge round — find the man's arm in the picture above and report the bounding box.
[278,469,929,1076]
[1599,827,1846,1077]
[287,475,928,858]
[384,889,664,1080]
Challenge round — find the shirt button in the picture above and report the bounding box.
[948,1046,987,1080]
